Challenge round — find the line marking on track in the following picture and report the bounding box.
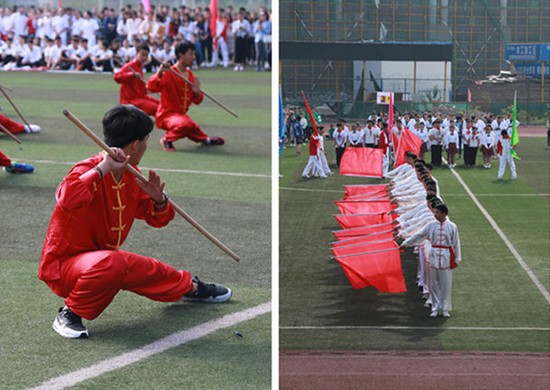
[447,166,550,304]
[28,302,271,390]
[17,159,271,179]
[280,325,550,331]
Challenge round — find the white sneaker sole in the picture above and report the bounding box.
[182,288,232,303]
[53,318,89,338]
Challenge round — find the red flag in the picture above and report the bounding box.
[394,127,423,167]
[335,247,406,292]
[336,200,394,215]
[332,222,394,239]
[339,147,384,178]
[301,91,318,136]
[387,91,394,137]
[332,238,396,257]
[391,130,400,155]
[344,184,388,199]
[335,213,392,229]
[332,229,395,247]
[210,0,218,49]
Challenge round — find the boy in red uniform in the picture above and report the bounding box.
[113,44,159,116]
[147,41,225,152]
[38,105,232,339]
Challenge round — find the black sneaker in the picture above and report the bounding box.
[53,307,89,338]
[181,276,232,303]
[160,137,176,152]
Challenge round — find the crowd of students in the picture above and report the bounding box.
[284,107,520,180]
[0,4,272,72]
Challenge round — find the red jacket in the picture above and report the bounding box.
[39,154,175,288]
[113,60,149,103]
[146,65,203,125]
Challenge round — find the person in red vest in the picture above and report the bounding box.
[38,105,232,339]
[301,131,326,179]
[147,41,224,152]
[113,43,159,116]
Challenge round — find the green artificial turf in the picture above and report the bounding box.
[0,69,272,389]
[279,137,550,352]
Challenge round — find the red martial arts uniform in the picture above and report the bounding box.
[0,149,12,166]
[0,114,25,134]
[38,153,193,320]
[146,65,208,143]
[113,59,159,116]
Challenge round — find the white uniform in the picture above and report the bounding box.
[302,135,326,178]
[402,218,461,314]
[497,138,517,180]
[318,136,332,176]
[348,129,363,146]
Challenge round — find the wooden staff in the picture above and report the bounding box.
[152,57,238,118]
[0,122,22,144]
[0,84,32,129]
[63,109,241,262]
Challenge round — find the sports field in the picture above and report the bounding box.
[280,135,550,353]
[0,70,271,389]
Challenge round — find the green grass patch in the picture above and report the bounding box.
[0,69,271,389]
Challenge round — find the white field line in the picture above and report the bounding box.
[447,166,550,304]
[280,325,550,331]
[17,158,271,179]
[28,302,271,390]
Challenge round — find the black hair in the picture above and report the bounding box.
[501,129,508,136]
[175,40,196,58]
[137,43,150,52]
[434,203,449,214]
[103,105,154,148]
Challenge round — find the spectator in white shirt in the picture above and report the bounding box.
[52,8,70,45]
[20,36,44,68]
[44,36,61,69]
[81,11,99,47]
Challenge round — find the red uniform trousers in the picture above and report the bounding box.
[123,96,159,116]
[0,149,11,166]
[56,250,193,320]
[0,114,25,134]
[158,113,208,143]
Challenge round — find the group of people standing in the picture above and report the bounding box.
[300,109,520,180]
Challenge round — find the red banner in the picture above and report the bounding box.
[339,147,384,178]
[394,127,423,167]
[336,200,394,215]
[335,213,392,229]
[335,247,406,292]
